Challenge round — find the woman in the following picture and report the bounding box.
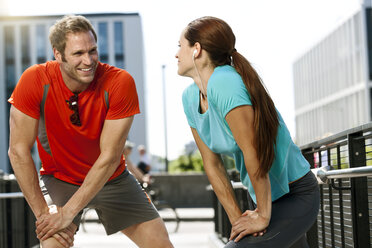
[176,16,319,248]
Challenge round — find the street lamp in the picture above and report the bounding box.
[162,65,169,172]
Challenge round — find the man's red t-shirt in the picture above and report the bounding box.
[8,61,140,185]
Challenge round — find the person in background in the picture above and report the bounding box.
[137,145,152,174]
[124,140,150,185]
[176,16,319,247]
[8,14,173,248]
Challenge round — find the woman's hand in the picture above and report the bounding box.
[229,209,270,242]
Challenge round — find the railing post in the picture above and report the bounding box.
[211,191,218,234]
[302,147,316,169]
[301,147,319,248]
[348,131,371,248]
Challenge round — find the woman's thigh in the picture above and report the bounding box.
[225,173,320,248]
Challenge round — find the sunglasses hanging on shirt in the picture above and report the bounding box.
[66,94,82,126]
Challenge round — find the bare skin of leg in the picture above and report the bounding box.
[121,217,174,248]
[40,223,77,248]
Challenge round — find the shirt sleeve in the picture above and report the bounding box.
[8,65,44,119]
[105,70,140,120]
[182,86,196,128]
[209,70,252,118]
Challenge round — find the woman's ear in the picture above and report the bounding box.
[193,42,202,58]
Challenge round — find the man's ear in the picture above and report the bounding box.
[53,48,62,62]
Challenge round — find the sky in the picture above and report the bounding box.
[5,0,361,160]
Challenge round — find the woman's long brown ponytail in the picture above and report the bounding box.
[185,16,279,178]
[232,51,279,178]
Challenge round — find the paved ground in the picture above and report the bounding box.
[73,208,224,248]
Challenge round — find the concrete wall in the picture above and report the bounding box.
[150,173,213,208]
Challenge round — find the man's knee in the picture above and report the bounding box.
[40,237,66,248]
[40,223,77,248]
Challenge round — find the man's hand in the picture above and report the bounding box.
[142,174,151,184]
[52,224,75,248]
[229,209,270,242]
[36,206,74,241]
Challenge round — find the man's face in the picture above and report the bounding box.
[55,31,98,88]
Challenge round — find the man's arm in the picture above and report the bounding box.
[9,106,74,247]
[8,106,49,218]
[191,128,242,224]
[36,116,134,240]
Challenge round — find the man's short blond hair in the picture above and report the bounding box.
[49,15,97,56]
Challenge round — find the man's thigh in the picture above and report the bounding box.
[40,175,83,227]
[91,170,159,235]
[121,217,172,248]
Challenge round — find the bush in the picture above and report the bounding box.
[169,151,236,172]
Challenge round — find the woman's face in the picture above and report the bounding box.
[175,31,195,77]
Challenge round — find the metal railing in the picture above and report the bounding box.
[209,122,372,247]
[301,122,372,248]
[0,175,39,248]
[0,192,24,199]
[314,166,372,182]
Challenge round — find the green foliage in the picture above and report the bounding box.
[169,151,237,172]
[169,151,204,172]
[221,154,236,170]
[365,145,372,166]
[323,144,372,169]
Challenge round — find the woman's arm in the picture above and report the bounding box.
[191,128,242,224]
[225,105,271,241]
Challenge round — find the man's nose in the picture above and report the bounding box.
[82,53,93,65]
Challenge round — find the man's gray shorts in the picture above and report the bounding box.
[40,169,160,235]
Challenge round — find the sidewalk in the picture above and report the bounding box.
[73,208,225,248]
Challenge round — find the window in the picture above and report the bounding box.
[4,26,15,169]
[4,26,15,93]
[21,25,30,72]
[98,22,108,63]
[36,24,46,63]
[366,8,372,80]
[114,21,125,68]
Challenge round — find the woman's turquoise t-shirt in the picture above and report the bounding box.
[182,65,310,203]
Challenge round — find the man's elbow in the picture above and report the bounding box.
[8,145,29,167]
[8,146,18,161]
[101,152,122,169]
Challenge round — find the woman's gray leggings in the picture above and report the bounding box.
[225,171,320,248]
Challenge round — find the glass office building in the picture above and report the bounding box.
[293,2,372,146]
[0,13,147,173]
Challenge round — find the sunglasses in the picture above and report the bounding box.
[66,94,82,126]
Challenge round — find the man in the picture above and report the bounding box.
[124,140,150,184]
[137,144,152,174]
[8,15,173,248]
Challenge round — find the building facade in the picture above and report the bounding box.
[293,2,372,146]
[0,0,8,16]
[0,13,147,173]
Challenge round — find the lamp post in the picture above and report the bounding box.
[162,65,169,172]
